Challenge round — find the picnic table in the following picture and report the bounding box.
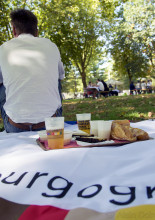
[0,120,155,219]
[130,87,155,95]
[85,86,99,98]
[85,87,110,98]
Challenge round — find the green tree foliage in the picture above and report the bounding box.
[0,1,12,44]
[35,0,105,88]
[99,0,126,21]
[111,32,149,82]
[0,0,154,90]
[103,0,155,83]
[123,0,155,77]
[0,0,32,44]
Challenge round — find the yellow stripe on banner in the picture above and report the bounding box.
[115,205,155,220]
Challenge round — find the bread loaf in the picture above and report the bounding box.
[110,120,149,142]
[110,121,136,142]
[130,127,149,141]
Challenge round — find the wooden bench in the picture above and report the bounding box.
[130,90,136,95]
[141,88,152,94]
[99,91,109,97]
[134,88,154,95]
[141,89,147,94]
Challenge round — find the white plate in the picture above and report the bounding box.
[76,140,115,146]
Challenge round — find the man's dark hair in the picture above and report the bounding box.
[10,9,38,36]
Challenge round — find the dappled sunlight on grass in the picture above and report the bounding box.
[0,94,154,130]
[63,101,78,105]
[63,94,155,121]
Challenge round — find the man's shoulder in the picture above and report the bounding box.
[1,36,56,46]
[0,38,16,48]
[36,37,59,51]
[36,37,56,45]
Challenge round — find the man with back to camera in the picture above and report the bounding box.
[0,9,64,133]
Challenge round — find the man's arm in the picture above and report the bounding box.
[58,60,65,80]
[0,66,3,84]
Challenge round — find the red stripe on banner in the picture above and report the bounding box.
[18,205,69,220]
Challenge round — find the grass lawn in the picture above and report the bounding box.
[0,118,3,131]
[63,93,155,121]
[0,93,155,131]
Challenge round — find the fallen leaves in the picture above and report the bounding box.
[148,112,153,118]
[120,112,126,117]
[62,94,155,121]
[148,112,155,119]
[139,113,144,118]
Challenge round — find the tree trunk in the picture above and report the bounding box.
[127,68,132,84]
[75,59,87,88]
[81,72,87,88]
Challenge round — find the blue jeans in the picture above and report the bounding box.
[0,84,62,133]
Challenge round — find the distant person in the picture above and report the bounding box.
[96,79,104,91]
[108,84,114,96]
[87,81,93,88]
[86,81,93,97]
[130,81,136,95]
[109,86,119,96]
[0,9,62,133]
[86,81,97,99]
[146,79,152,93]
[136,80,141,94]
[101,80,109,92]
[141,80,147,93]
[101,80,109,97]
[96,79,105,98]
[141,81,146,90]
[109,84,113,91]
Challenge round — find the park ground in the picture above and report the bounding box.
[63,93,155,122]
[0,93,155,131]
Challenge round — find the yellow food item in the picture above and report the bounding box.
[130,127,149,141]
[111,121,136,142]
[112,120,130,126]
[110,120,149,142]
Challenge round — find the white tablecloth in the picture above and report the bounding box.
[0,120,155,213]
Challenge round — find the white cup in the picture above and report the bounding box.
[76,113,91,134]
[38,130,47,141]
[98,121,112,140]
[64,130,73,145]
[90,121,98,136]
[45,117,64,149]
[45,117,64,130]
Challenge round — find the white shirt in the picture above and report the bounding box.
[0,66,3,83]
[141,82,146,90]
[58,61,65,80]
[0,34,61,123]
[97,81,104,91]
[136,82,141,89]
[87,84,92,88]
[147,82,152,87]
